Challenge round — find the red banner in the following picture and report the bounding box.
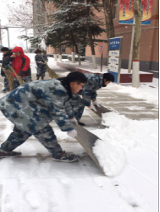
[141,0,153,25]
[119,0,153,25]
[119,0,134,24]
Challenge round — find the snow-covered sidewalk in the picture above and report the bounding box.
[0,111,158,212]
[0,54,158,212]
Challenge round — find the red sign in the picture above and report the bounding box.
[98,43,105,54]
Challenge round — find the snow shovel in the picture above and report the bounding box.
[90,104,111,117]
[74,123,126,177]
[74,124,126,177]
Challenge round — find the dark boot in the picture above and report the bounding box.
[0,148,21,159]
[52,151,78,163]
[78,121,85,126]
[2,89,7,93]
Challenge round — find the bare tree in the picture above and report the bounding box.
[7,0,33,28]
[132,0,142,88]
[7,0,47,32]
[103,0,115,39]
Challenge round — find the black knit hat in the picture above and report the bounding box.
[103,73,115,82]
[1,47,9,52]
[35,49,42,54]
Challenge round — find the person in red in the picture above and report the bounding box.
[4,46,32,89]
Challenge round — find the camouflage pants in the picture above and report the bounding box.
[70,94,85,121]
[4,77,9,91]
[13,76,32,89]
[36,67,46,79]
[1,124,62,157]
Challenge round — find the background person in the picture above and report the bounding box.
[35,49,48,80]
[4,46,32,89]
[69,73,115,126]
[0,47,13,93]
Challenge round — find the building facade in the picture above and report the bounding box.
[46,0,159,71]
[85,0,158,71]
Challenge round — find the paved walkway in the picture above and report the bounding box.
[55,65,158,121]
[96,89,158,120]
[0,65,158,122]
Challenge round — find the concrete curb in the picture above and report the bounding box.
[57,62,153,83]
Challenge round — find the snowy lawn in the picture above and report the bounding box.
[0,53,158,212]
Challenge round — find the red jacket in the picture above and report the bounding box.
[11,47,31,77]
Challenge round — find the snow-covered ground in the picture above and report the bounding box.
[0,53,158,212]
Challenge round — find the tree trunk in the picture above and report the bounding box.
[54,48,57,61]
[103,0,115,39]
[71,45,75,63]
[71,33,81,65]
[75,44,81,65]
[59,47,62,62]
[88,29,97,69]
[132,0,142,88]
[86,0,97,69]
[78,54,81,66]
[88,30,95,55]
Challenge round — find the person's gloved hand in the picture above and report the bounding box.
[92,100,100,107]
[70,118,78,124]
[88,104,97,112]
[67,129,77,138]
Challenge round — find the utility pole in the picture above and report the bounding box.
[0,26,32,50]
[25,28,28,51]
[128,18,135,73]
[6,27,10,48]
[0,20,2,46]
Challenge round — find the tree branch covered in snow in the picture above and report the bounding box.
[19,0,106,54]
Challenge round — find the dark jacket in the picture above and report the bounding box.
[0,51,13,76]
[35,54,48,69]
[4,46,31,77]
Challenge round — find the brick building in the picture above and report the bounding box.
[46,0,159,72]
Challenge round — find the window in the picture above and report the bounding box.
[112,0,118,20]
[61,46,66,54]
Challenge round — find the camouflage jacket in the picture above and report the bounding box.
[81,73,104,106]
[0,51,13,76]
[0,79,74,134]
[35,54,48,69]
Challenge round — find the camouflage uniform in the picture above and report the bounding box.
[35,54,48,79]
[0,79,75,157]
[13,76,32,89]
[70,73,104,120]
[0,51,13,91]
[69,94,85,121]
[3,77,9,91]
